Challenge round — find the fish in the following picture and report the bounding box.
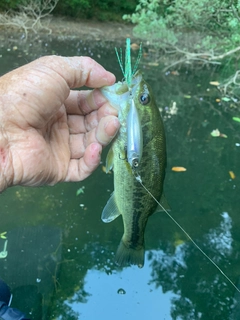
[100,40,167,268]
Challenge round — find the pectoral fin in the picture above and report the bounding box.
[155,194,171,212]
[106,147,114,173]
[101,192,121,223]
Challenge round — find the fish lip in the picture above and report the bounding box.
[101,72,142,99]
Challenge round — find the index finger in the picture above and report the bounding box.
[0,56,116,129]
[35,55,116,89]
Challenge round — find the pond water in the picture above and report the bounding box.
[0,34,240,320]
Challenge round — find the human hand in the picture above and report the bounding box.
[0,55,119,192]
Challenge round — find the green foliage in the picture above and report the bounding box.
[0,0,24,10]
[0,0,138,21]
[124,0,240,52]
[55,0,138,20]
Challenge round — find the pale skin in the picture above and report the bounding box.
[0,55,120,192]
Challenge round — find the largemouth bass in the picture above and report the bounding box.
[100,43,167,268]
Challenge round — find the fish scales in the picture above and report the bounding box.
[101,67,167,268]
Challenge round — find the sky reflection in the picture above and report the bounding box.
[67,253,178,320]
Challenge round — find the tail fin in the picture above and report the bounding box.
[115,239,145,268]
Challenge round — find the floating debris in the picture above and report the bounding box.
[210,129,227,138]
[147,62,159,67]
[211,129,220,137]
[171,70,180,76]
[209,81,220,86]
[172,167,187,172]
[130,43,140,50]
[0,232,7,239]
[76,186,85,196]
[222,97,231,102]
[229,171,236,179]
[233,117,240,123]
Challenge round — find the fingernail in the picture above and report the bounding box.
[104,118,120,137]
[113,118,120,130]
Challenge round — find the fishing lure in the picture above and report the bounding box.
[115,38,143,170]
[127,98,143,169]
[115,38,142,90]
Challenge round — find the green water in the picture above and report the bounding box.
[0,35,240,320]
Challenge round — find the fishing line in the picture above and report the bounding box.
[135,174,240,294]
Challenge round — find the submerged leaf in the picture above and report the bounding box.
[171,70,179,76]
[147,62,159,66]
[172,167,187,172]
[222,97,231,102]
[174,239,185,247]
[211,129,227,138]
[76,187,85,196]
[233,117,240,123]
[209,81,220,86]
[229,171,236,179]
[0,232,7,239]
[211,129,220,137]
[184,95,191,99]
[220,133,228,138]
[130,43,140,50]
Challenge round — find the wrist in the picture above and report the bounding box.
[0,100,13,193]
[0,133,12,193]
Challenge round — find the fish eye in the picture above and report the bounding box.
[139,93,150,105]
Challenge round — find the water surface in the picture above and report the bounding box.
[0,35,240,320]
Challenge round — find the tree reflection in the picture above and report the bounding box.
[147,212,239,319]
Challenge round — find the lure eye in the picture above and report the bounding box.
[139,93,150,105]
[133,159,139,169]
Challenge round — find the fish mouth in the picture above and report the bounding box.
[100,72,142,111]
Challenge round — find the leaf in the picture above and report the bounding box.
[211,129,227,138]
[130,43,140,50]
[233,117,240,123]
[174,239,185,247]
[220,133,227,138]
[209,81,220,86]
[171,70,179,76]
[0,232,7,239]
[184,95,191,99]
[229,171,235,179]
[147,62,159,66]
[211,129,220,137]
[222,97,231,102]
[172,167,187,172]
[76,187,85,196]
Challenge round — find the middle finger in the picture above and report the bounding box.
[69,115,119,158]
